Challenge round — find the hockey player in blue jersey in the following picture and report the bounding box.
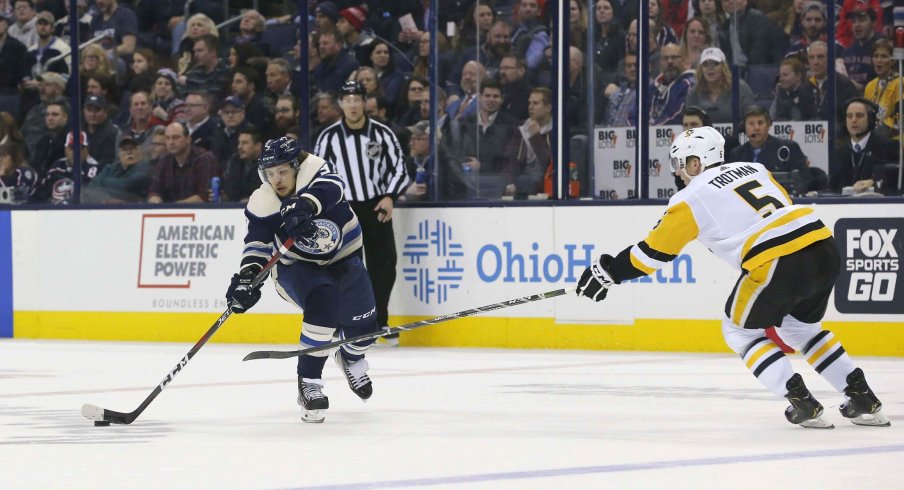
[225,136,379,423]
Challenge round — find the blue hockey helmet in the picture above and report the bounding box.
[257,136,301,183]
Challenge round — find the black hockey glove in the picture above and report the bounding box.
[226,267,262,313]
[280,196,319,242]
[576,254,618,302]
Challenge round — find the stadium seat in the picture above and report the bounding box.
[746,64,778,98]
[262,23,297,58]
[0,95,19,116]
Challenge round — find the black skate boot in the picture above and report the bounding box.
[297,377,329,423]
[784,373,834,429]
[839,368,890,427]
[333,350,373,401]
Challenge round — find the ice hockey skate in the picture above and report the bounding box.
[297,377,329,423]
[839,368,890,427]
[334,350,373,401]
[784,373,834,429]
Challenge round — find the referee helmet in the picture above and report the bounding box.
[339,80,366,98]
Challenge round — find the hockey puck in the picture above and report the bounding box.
[94,420,111,427]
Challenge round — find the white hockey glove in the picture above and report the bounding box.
[576,254,617,302]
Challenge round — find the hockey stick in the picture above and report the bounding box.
[81,238,296,425]
[242,287,574,361]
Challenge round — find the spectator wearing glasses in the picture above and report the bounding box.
[209,96,249,162]
[183,92,216,151]
[650,43,695,125]
[275,94,303,137]
[147,122,220,203]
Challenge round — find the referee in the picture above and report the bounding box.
[314,80,411,346]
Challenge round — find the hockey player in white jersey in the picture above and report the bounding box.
[576,126,889,428]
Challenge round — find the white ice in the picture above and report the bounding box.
[1,339,902,489]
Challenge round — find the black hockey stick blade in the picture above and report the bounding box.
[243,287,573,361]
[80,239,295,425]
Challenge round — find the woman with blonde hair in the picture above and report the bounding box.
[80,44,116,81]
[685,47,754,123]
[177,13,219,71]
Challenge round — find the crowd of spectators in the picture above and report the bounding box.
[0,0,900,205]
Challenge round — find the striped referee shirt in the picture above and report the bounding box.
[314,117,410,202]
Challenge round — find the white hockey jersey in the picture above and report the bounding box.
[610,162,832,281]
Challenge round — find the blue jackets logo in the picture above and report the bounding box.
[296,219,341,255]
[402,220,464,304]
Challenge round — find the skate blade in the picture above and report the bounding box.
[799,416,834,429]
[850,410,891,427]
[302,409,326,423]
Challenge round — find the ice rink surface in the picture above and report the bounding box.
[1,339,902,489]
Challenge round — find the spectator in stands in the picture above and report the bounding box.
[277,94,303,136]
[807,41,858,126]
[784,1,843,59]
[355,67,383,99]
[695,0,725,52]
[234,9,271,56]
[842,4,882,88]
[208,96,248,162]
[266,58,301,101]
[730,105,808,174]
[395,76,428,126]
[90,0,138,57]
[116,91,164,149]
[864,39,900,140]
[450,79,521,198]
[680,17,712,69]
[770,57,818,122]
[182,34,230,100]
[124,49,157,95]
[836,0,884,50]
[150,69,184,123]
[593,0,626,77]
[0,12,28,93]
[85,74,119,115]
[603,51,638,126]
[767,0,805,47]
[367,40,403,108]
[147,125,167,163]
[21,72,65,157]
[34,130,100,205]
[83,95,120,167]
[686,47,753,124]
[314,28,359,93]
[183,92,216,150]
[650,43,695,125]
[26,11,69,75]
[569,0,589,48]
[0,111,21,147]
[468,19,512,80]
[511,0,549,71]
[147,122,219,203]
[565,45,604,134]
[30,100,68,176]
[402,121,433,201]
[721,0,783,67]
[0,142,37,204]
[54,0,90,44]
[84,136,151,203]
[515,87,553,197]
[221,127,263,202]
[337,5,370,65]
[681,105,739,156]
[412,31,452,83]
[455,2,494,51]
[231,67,273,137]
[831,98,898,194]
[649,0,678,48]
[446,60,485,121]
[228,43,264,70]
[9,0,36,48]
[314,1,339,33]
[500,55,532,121]
[176,13,217,61]
[79,44,117,90]
[418,87,449,139]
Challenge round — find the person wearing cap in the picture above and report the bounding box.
[337,5,371,64]
[402,120,432,202]
[314,80,409,346]
[25,10,70,74]
[33,130,100,204]
[209,95,250,162]
[650,43,695,126]
[841,2,883,88]
[147,122,220,203]
[84,135,151,203]
[30,99,68,176]
[836,0,884,50]
[89,0,138,56]
[21,72,65,156]
[54,0,91,43]
[230,66,274,138]
[8,0,37,48]
[150,68,184,123]
[314,1,339,32]
[83,94,120,167]
[0,10,28,93]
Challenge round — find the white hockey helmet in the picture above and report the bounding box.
[669,126,725,180]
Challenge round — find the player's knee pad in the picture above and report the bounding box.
[721,316,768,354]
[300,322,336,358]
[776,315,823,351]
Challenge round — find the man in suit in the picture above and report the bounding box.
[730,105,813,193]
[445,60,485,122]
[830,98,899,195]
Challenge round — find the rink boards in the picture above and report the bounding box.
[1,203,902,355]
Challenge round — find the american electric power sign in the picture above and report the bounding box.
[401,219,695,305]
[835,218,904,314]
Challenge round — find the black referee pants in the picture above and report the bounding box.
[351,200,397,330]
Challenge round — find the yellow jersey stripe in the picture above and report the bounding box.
[731,261,773,326]
[741,208,813,259]
[742,226,832,271]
